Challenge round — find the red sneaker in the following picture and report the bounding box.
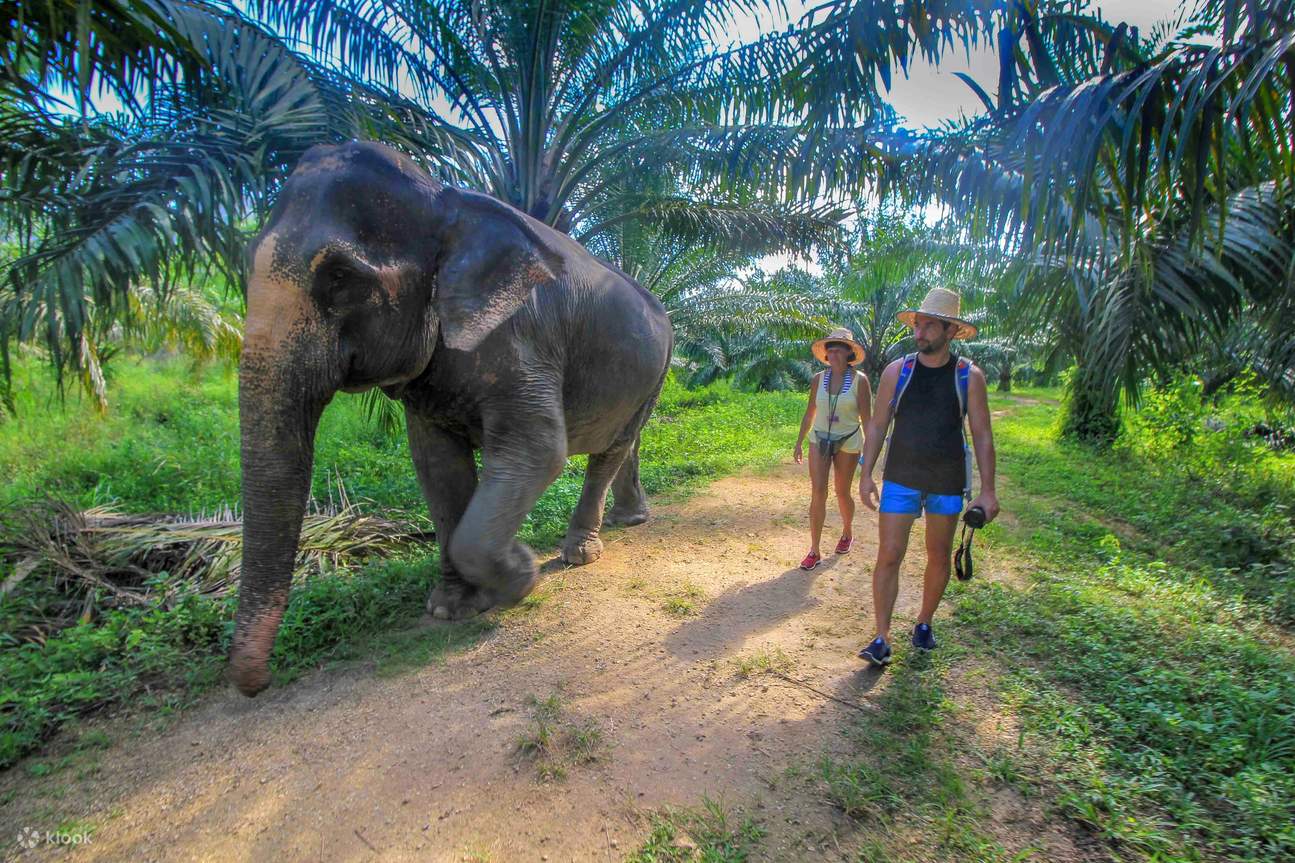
[835,535,853,555]
[799,551,822,570]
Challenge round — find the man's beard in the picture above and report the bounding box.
[917,338,945,354]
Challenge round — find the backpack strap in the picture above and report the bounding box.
[955,357,971,419]
[955,357,974,500]
[879,353,917,474]
[888,352,919,412]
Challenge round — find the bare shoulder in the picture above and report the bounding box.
[881,358,905,382]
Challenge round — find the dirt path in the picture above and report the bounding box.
[2,463,1087,862]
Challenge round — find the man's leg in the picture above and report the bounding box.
[917,512,959,625]
[872,512,916,641]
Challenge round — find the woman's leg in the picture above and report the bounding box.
[832,449,861,539]
[807,441,831,555]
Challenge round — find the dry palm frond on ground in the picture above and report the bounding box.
[0,494,431,642]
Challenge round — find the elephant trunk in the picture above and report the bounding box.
[228,349,326,696]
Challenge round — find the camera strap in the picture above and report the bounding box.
[954,522,976,581]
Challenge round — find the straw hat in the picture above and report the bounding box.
[897,288,978,339]
[811,327,866,366]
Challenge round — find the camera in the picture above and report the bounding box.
[963,505,986,529]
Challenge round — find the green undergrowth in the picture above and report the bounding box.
[0,359,801,536]
[820,644,1038,863]
[0,551,455,768]
[995,381,1295,621]
[936,388,1295,861]
[626,797,765,862]
[0,360,799,769]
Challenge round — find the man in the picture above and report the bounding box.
[855,288,999,666]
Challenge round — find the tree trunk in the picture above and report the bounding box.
[1062,365,1121,445]
[1201,367,1240,401]
[997,364,1012,392]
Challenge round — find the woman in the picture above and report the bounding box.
[793,328,873,570]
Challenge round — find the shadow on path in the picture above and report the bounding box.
[662,560,845,659]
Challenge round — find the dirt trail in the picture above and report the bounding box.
[2,463,1086,862]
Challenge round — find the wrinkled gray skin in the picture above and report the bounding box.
[229,141,672,696]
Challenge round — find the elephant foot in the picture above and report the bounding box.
[444,539,540,611]
[606,506,649,527]
[560,530,604,566]
[488,540,540,606]
[426,576,495,621]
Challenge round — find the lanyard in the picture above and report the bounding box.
[825,369,851,436]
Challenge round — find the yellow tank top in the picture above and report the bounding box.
[812,369,862,439]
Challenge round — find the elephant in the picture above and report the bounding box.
[228,141,673,696]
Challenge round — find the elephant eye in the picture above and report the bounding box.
[313,253,373,307]
[328,263,351,289]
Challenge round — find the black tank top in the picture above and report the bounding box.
[882,355,965,495]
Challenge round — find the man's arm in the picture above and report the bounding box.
[857,361,900,510]
[966,365,1000,521]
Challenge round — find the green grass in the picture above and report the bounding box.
[513,692,607,781]
[990,382,1295,620]
[0,360,798,769]
[811,383,1294,862]
[731,646,793,679]
[938,386,1295,861]
[626,797,765,863]
[0,550,448,767]
[659,579,705,616]
[819,648,1024,863]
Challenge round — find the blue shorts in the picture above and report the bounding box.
[879,481,964,517]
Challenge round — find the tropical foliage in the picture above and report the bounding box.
[2,0,1292,428]
[672,265,826,390]
[0,0,431,404]
[1,0,863,409]
[674,213,1016,392]
[890,0,1295,439]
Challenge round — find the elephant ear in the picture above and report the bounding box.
[435,188,564,352]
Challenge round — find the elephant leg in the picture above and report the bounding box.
[447,419,566,609]
[560,442,633,566]
[405,412,487,620]
[606,435,650,526]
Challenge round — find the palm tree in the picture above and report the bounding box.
[4,0,868,405]
[879,0,1295,441]
[1,1,431,402]
[247,0,869,249]
[609,218,834,388]
[817,213,1006,384]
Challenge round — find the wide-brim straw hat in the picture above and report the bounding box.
[811,327,866,366]
[897,288,978,340]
